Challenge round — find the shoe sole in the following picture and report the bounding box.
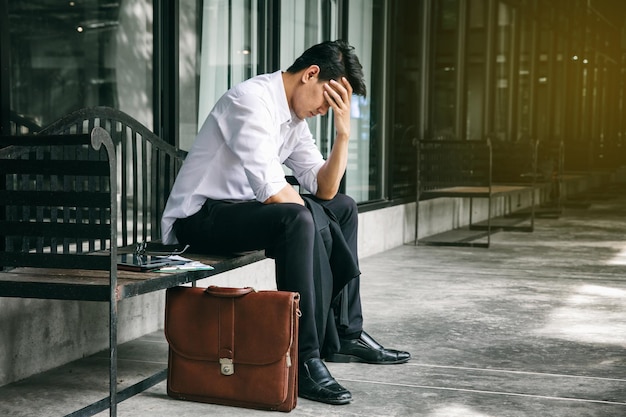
[298,393,353,405]
[325,353,411,364]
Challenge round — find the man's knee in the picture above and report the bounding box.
[280,203,315,235]
[335,194,357,213]
[328,194,358,224]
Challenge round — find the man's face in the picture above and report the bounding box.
[292,66,332,120]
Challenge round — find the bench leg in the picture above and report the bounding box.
[109,291,118,416]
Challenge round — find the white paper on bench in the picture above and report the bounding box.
[156,255,214,272]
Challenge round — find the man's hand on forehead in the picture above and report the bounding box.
[323,77,353,109]
[324,77,353,139]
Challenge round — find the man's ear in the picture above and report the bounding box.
[302,65,321,83]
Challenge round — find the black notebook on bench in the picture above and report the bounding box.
[117,254,188,272]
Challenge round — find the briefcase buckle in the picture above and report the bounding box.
[220,358,234,375]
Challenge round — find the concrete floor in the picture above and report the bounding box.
[1,186,626,417]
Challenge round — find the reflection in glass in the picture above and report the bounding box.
[7,1,154,130]
[197,0,259,141]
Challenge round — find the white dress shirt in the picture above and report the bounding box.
[161,71,326,244]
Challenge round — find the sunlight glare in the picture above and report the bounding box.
[429,405,494,417]
[536,285,626,346]
[606,244,626,265]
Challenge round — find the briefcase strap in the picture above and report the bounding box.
[218,297,235,376]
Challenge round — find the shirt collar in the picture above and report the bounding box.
[269,70,292,126]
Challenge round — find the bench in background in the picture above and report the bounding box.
[416,138,537,248]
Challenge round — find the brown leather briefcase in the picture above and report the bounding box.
[165,286,300,412]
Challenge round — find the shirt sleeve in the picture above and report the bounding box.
[216,93,288,202]
[283,123,325,196]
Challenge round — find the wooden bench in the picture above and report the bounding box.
[0,107,267,417]
[416,139,537,248]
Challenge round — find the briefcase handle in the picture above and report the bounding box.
[205,286,256,298]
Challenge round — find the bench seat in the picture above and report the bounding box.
[421,184,529,199]
[0,250,266,301]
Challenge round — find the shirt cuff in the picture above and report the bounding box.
[255,179,289,203]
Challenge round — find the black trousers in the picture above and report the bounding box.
[174,193,363,362]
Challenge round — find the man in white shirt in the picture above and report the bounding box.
[162,40,410,406]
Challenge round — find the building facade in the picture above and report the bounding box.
[3,0,625,209]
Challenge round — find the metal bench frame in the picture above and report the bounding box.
[0,107,266,417]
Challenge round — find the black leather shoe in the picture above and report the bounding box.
[298,358,352,405]
[325,331,411,364]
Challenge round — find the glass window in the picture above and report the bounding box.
[193,0,260,150]
[179,1,332,153]
[535,13,554,144]
[279,0,386,203]
[280,0,336,158]
[280,0,330,69]
[516,10,533,142]
[466,0,487,141]
[6,1,154,131]
[345,0,386,202]
[179,0,202,149]
[432,0,459,140]
[492,2,514,142]
[389,0,422,200]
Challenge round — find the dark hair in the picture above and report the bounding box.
[286,40,367,97]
